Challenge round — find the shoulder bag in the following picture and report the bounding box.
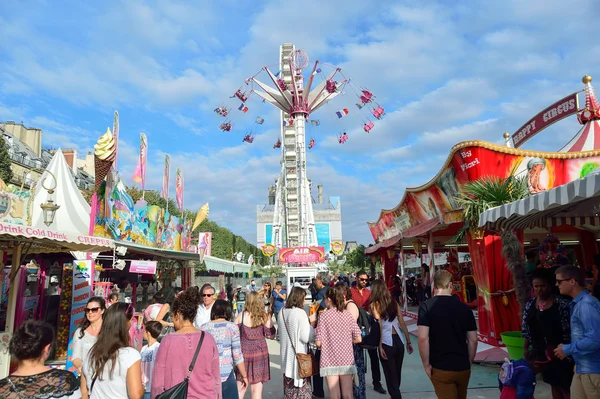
[282,309,318,378]
[156,331,206,399]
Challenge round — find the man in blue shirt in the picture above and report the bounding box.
[271,280,287,324]
[554,265,600,397]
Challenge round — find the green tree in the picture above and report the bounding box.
[0,138,13,184]
[344,244,369,273]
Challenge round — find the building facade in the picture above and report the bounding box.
[257,184,342,253]
[0,122,95,192]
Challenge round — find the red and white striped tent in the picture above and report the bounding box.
[560,75,600,152]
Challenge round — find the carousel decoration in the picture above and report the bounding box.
[561,75,600,152]
[538,231,565,269]
[261,244,277,257]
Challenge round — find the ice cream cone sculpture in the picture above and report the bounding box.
[94,127,117,191]
[192,203,210,231]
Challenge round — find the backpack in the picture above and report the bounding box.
[498,358,527,387]
[347,300,380,349]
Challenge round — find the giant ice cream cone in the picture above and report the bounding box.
[94,128,116,191]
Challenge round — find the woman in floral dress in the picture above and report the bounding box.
[316,285,362,399]
[235,291,276,399]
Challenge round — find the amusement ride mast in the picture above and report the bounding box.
[250,44,346,251]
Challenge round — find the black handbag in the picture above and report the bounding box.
[155,331,205,399]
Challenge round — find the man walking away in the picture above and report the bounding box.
[417,270,477,399]
[553,265,600,398]
[312,272,329,398]
[351,270,387,395]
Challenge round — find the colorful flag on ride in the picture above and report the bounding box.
[310,120,320,126]
[238,103,249,112]
[161,155,170,201]
[256,117,265,125]
[132,133,147,191]
[175,168,184,212]
[336,109,349,118]
[283,120,287,126]
[356,103,363,110]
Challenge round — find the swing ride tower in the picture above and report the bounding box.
[250,44,346,251]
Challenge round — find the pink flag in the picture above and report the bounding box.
[132,133,147,190]
[175,168,184,211]
[161,155,170,200]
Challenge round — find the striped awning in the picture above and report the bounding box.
[478,170,600,231]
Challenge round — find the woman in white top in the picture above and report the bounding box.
[369,279,413,399]
[72,296,105,398]
[278,287,316,399]
[84,302,144,399]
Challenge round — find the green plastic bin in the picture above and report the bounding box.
[501,331,525,360]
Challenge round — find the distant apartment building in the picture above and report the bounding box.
[0,121,94,191]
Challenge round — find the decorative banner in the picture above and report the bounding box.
[132,133,147,191]
[175,168,184,212]
[112,111,120,170]
[261,244,277,257]
[278,246,325,263]
[161,155,170,201]
[66,260,92,373]
[129,260,157,275]
[368,143,600,244]
[512,92,579,148]
[331,241,344,255]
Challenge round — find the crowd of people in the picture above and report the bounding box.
[0,263,597,399]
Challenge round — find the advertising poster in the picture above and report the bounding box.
[66,260,92,374]
[129,260,157,275]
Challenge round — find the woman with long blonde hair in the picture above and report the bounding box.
[235,291,276,399]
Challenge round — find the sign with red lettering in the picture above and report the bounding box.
[0,221,114,249]
[278,246,325,263]
[129,260,157,275]
[512,92,580,148]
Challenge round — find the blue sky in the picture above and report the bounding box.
[1,0,599,245]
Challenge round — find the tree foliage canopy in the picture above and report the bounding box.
[0,138,13,184]
[453,174,529,243]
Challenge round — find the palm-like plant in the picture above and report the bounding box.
[452,174,530,243]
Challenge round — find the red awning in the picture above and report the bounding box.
[401,217,442,238]
[365,218,442,254]
[365,234,401,254]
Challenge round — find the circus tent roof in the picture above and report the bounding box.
[560,75,600,152]
[31,148,92,234]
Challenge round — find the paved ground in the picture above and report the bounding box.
[260,317,552,398]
